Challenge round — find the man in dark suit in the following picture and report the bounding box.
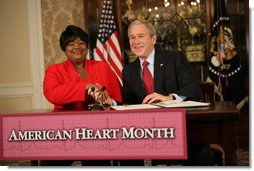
[122,49,202,104]
[120,19,210,166]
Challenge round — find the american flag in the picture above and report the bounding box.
[94,0,123,85]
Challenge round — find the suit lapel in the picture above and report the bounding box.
[132,58,147,97]
[154,50,165,94]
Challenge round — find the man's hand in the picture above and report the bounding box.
[94,90,113,106]
[142,92,174,104]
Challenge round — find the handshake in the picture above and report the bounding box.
[86,83,113,108]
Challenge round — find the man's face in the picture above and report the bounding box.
[64,37,88,64]
[128,24,156,60]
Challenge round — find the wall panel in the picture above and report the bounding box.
[0,0,30,84]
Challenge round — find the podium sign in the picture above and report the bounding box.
[0,108,187,160]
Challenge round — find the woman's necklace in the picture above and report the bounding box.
[77,68,87,79]
[74,64,87,79]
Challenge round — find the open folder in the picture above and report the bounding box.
[111,100,210,110]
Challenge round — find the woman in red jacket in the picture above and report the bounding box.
[43,25,122,109]
[42,25,122,166]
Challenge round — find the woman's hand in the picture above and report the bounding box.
[86,83,102,96]
[86,83,113,105]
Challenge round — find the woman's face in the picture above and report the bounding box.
[64,37,88,64]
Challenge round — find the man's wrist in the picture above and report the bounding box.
[169,93,185,101]
[111,99,117,106]
[169,94,176,100]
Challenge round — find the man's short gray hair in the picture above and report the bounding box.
[128,19,157,37]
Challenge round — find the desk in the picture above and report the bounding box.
[1,101,240,166]
[186,101,240,166]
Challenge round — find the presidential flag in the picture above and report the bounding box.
[94,0,123,85]
[208,0,246,107]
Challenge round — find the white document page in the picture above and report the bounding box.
[155,100,210,108]
[111,101,210,110]
[111,104,161,110]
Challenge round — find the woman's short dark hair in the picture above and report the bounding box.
[59,25,89,51]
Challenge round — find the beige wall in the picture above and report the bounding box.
[0,0,30,84]
[0,97,32,113]
[0,0,85,113]
[0,0,33,113]
[41,0,85,68]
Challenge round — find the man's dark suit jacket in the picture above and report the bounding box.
[122,49,202,104]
